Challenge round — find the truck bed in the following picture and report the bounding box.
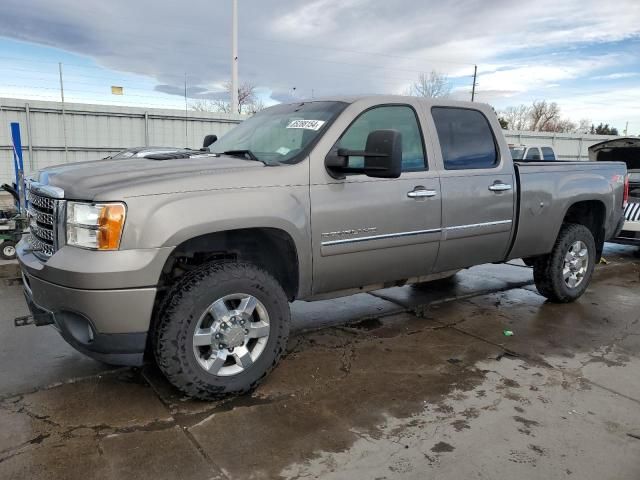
[507,160,627,260]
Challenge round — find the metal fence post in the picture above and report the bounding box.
[144,111,149,146]
[25,103,34,171]
[578,136,583,161]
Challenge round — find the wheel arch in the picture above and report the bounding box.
[157,227,301,301]
[561,199,607,260]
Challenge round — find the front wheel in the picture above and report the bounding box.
[1,241,16,260]
[153,262,290,399]
[533,223,596,303]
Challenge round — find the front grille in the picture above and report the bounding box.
[625,201,640,222]
[26,189,60,258]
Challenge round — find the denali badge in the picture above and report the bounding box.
[321,227,378,238]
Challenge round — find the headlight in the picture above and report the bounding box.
[66,202,126,250]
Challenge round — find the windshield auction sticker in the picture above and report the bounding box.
[286,119,326,131]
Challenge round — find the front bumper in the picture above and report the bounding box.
[18,240,163,366]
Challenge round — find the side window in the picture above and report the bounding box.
[431,107,498,170]
[525,148,542,161]
[336,105,427,172]
[541,147,556,161]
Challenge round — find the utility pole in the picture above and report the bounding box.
[58,62,68,162]
[471,64,477,102]
[231,0,239,114]
[184,73,188,146]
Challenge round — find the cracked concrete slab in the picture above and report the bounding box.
[5,370,171,431]
[0,426,219,480]
[0,282,113,398]
[189,318,501,479]
[282,357,640,480]
[0,243,638,479]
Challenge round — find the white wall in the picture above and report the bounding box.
[1,98,244,186]
[503,130,616,161]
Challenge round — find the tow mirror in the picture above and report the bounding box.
[202,134,218,148]
[325,129,402,179]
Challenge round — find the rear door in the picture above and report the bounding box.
[541,147,556,161]
[309,101,442,294]
[429,106,515,272]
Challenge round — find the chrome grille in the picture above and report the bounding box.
[26,188,60,258]
[625,201,640,222]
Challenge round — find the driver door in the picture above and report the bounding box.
[309,102,442,294]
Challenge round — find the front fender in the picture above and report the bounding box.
[120,185,312,296]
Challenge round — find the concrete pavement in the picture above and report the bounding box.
[0,244,639,479]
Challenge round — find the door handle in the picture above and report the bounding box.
[488,183,512,192]
[407,189,437,198]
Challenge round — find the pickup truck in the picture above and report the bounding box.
[509,144,557,161]
[17,96,628,399]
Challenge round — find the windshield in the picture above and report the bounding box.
[509,146,526,160]
[211,101,347,165]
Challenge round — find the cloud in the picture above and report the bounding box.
[0,0,639,110]
[467,54,623,98]
[154,84,227,101]
[592,72,640,80]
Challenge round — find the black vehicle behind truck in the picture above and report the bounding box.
[590,138,640,246]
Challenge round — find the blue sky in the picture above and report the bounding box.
[0,0,639,133]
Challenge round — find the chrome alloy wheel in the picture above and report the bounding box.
[192,293,270,376]
[2,244,16,258]
[562,240,589,288]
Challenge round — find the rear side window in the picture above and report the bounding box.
[541,147,556,161]
[525,148,541,161]
[431,107,498,170]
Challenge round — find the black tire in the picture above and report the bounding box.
[533,223,596,303]
[153,262,290,400]
[0,241,16,260]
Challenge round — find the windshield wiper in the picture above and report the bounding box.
[221,150,261,162]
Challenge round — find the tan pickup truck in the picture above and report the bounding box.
[17,96,628,399]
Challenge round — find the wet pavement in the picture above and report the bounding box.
[1,244,639,479]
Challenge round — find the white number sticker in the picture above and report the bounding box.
[286,119,326,131]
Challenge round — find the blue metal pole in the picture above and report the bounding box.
[10,122,24,212]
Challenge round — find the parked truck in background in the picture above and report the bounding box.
[509,144,557,161]
[16,96,627,399]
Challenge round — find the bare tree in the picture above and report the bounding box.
[190,81,264,114]
[409,71,451,98]
[529,100,560,131]
[500,105,531,130]
[191,99,219,112]
[542,118,577,133]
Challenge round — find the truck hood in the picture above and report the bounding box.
[32,154,270,200]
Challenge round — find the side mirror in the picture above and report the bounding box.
[325,129,402,179]
[202,134,218,148]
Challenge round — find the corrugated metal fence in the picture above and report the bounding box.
[0,98,243,187]
[1,97,621,189]
[502,130,615,161]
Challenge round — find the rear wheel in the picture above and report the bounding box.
[1,241,16,260]
[533,223,595,303]
[153,262,290,399]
